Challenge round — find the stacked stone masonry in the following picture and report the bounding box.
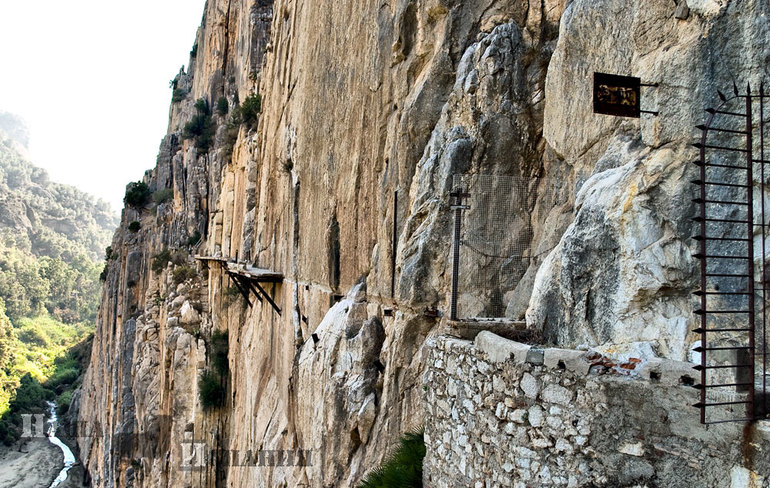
[424,332,770,488]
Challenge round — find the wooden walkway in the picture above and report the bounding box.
[195,255,283,315]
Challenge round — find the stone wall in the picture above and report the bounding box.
[424,331,770,487]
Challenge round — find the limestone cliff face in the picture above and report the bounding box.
[78,0,769,486]
[528,0,770,361]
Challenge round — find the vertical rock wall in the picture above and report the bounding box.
[77,0,770,486]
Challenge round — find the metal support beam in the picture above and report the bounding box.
[253,281,282,316]
[227,272,253,308]
[449,187,469,321]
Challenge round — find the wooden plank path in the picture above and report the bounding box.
[195,255,283,314]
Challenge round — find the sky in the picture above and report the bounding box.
[0,0,208,213]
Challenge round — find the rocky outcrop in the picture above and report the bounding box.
[78,0,770,486]
[528,0,770,361]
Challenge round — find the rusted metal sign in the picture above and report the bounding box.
[593,72,642,118]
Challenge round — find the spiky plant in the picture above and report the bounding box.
[358,430,425,488]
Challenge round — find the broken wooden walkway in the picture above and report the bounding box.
[195,255,283,315]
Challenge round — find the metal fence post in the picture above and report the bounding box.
[450,187,469,321]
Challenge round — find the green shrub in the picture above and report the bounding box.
[128,221,141,232]
[105,246,114,260]
[217,96,229,116]
[151,249,172,274]
[358,430,426,488]
[124,181,151,208]
[171,249,188,266]
[198,370,226,409]
[99,264,108,282]
[183,99,216,153]
[187,231,202,247]
[239,93,261,130]
[44,368,79,389]
[12,374,55,412]
[56,390,72,415]
[172,265,196,285]
[18,325,49,347]
[190,42,198,58]
[223,118,241,162]
[172,88,188,103]
[152,188,174,205]
[210,330,229,377]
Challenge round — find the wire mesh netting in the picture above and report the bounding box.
[451,174,544,319]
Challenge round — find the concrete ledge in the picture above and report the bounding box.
[475,331,531,363]
[468,332,699,384]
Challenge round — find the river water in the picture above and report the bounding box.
[45,401,76,488]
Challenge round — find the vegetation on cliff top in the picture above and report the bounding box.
[124,181,152,208]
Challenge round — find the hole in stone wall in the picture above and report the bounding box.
[557,360,566,370]
[679,375,695,386]
[650,371,661,382]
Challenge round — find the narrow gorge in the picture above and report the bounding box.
[77,0,770,486]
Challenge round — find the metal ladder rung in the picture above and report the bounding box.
[694,382,753,389]
[693,143,749,153]
[691,180,751,189]
[692,160,749,170]
[692,198,750,206]
[693,364,753,370]
[693,254,751,260]
[693,236,751,242]
[693,400,751,408]
[693,291,751,296]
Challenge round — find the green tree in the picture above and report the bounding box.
[124,181,151,208]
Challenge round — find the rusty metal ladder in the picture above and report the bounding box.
[693,83,769,423]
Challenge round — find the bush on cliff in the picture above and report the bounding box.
[124,181,151,208]
[183,98,216,153]
[216,96,229,116]
[171,88,188,103]
[151,249,172,274]
[152,188,174,205]
[198,330,229,409]
[172,265,196,286]
[358,430,426,488]
[198,370,226,409]
[239,93,261,130]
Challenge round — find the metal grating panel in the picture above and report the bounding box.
[450,174,543,319]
